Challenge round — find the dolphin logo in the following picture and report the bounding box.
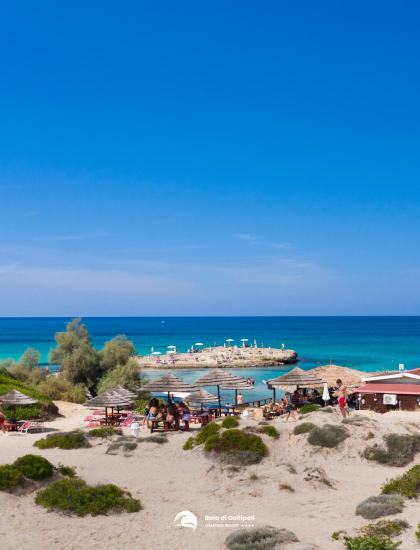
[173,510,198,530]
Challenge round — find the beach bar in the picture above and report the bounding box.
[355,367,420,413]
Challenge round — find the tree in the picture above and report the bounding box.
[10,348,45,385]
[100,335,135,372]
[49,319,101,392]
[19,348,40,370]
[97,358,145,394]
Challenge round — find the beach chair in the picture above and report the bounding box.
[18,420,45,433]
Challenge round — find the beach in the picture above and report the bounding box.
[2,402,420,549]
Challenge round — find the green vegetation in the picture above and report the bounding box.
[222,416,240,429]
[195,422,221,445]
[225,526,298,549]
[360,520,409,538]
[99,335,136,372]
[355,495,404,519]
[0,464,24,491]
[204,429,268,465]
[35,478,141,516]
[293,422,315,435]
[259,425,279,439]
[97,358,145,395]
[87,426,122,438]
[37,376,87,404]
[416,524,420,541]
[183,436,194,450]
[342,415,369,425]
[34,431,90,450]
[307,424,349,448]
[106,436,138,454]
[382,465,420,498]
[343,535,400,550]
[13,454,54,480]
[299,403,321,414]
[57,464,76,477]
[364,433,420,467]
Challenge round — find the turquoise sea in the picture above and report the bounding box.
[1,317,420,402]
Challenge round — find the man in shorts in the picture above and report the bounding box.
[336,379,348,418]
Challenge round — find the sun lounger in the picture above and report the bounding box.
[18,420,45,433]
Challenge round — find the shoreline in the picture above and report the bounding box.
[135,346,298,369]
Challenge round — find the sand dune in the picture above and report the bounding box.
[1,402,420,549]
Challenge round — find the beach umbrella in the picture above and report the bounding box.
[84,390,133,425]
[186,389,219,410]
[322,383,330,402]
[268,367,325,389]
[142,373,200,403]
[195,342,204,346]
[240,338,248,347]
[151,351,161,355]
[111,386,138,400]
[195,369,247,410]
[308,364,366,388]
[220,378,254,405]
[0,390,38,422]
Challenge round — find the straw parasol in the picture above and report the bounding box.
[142,373,200,403]
[84,390,133,424]
[268,367,325,394]
[220,378,254,405]
[186,389,219,410]
[195,369,248,410]
[308,364,366,388]
[110,386,138,400]
[0,389,38,422]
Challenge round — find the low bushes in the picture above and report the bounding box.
[355,495,404,520]
[57,464,76,477]
[225,526,298,549]
[293,422,315,435]
[204,429,268,465]
[106,436,138,455]
[13,454,54,480]
[195,422,221,445]
[364,434,420,467]
[222,416,240,429]
[382,465,420,498]
[307,424,349,448]
[343,519,409,550]
[34,431,91,450]
[342,415,369,425]
[259,425,279,439]
[360,519,409,538]
[87,427,123,438]
[299,404,321,414]
[35,478,141,516]
[0,465,24,491]
[183,437,194,450]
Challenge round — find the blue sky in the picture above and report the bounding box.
[1,1,420,315]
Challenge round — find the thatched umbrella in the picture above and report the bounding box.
[84,390,133,424]
[142,373,200,403]
[186,389,219,410]
[308,364,366,388]
[0,390,38,422]
[195,369,248,410]
[220,379,254,405]
[268,367,325,394]
[111,386,138,400]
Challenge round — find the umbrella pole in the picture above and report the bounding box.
[235,389,238,405]
[217,385,221,416]
[105,407,108,425]
[273,388,276,403]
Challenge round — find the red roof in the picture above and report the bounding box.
[355,383,420,396]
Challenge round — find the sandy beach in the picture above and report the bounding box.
[136,346,298,369]
[2,402,420,550]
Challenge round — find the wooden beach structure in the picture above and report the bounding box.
[355,367,420,413]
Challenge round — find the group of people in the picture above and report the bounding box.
[143,398,192,432]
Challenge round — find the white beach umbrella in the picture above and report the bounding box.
[168,345,176,349]
[226,339,234,342]
[240,338,248,347]
[151,351,161,355]
[322,383,330,402]
[195,342,204,346]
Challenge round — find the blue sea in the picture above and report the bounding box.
[1,317,420,402]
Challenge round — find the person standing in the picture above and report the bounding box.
[237,392,244,405]
[335,379,349,418]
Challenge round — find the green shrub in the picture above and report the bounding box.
[35,478,141,516]
[225,526,298,549]
[183,437,194,450]
[416,524,420,541]
[299,404,321,414]
[222,416,240,429]
[13,454,54,480]
[342,415,369,425]
[307,424,349,448]
[355,495,404,520]
[259,425,279,439]
[204,429,268,465]
[0,465,24,491]
[360,519,409,538]
[343,535,400,550]
[87,426,122,438]
[382,465,420,498]
[364,433,420,467]
[34,431,90,450]
[195,422,221,445]
[57,464,76,477]
[293,422,315,435]
[106,436,138,454]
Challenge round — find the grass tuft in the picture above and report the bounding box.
[259,425,279,439]
[222,416,240,429]
[381,465,420,498]
[87,427,123,438]
[293,422,315,435]
[355,495,404,520]
[225,526,298,549]
[364,433,420,467]
[204,429,268,465]
[307,424,348,448]
[183,436,194,450]
[34,431,90,450]
[57,464,77,477]
[13,454,54,480]
[299,404,321,414]
[195,422,221,445]
[35,478,141,516]
[0,465,24,491]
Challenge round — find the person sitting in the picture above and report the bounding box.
[178,402,191,432]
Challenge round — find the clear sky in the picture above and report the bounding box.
[1,1,419,316]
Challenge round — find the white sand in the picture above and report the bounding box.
[1,402,420,550]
